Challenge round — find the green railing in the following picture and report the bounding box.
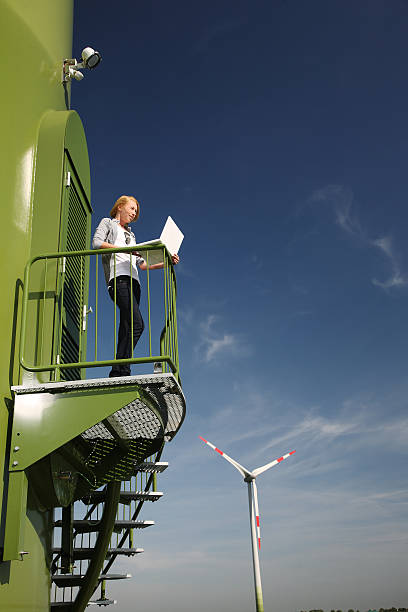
[19,244,180,383]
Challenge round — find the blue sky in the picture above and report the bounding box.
[73,1,408,610]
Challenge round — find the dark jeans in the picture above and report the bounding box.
[108,276,144,376]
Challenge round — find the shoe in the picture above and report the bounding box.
[109,369,131,378]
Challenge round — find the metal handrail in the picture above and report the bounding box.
[20,243,180,383]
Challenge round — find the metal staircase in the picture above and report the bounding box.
[51,458,168,610]
[4,371,184,609]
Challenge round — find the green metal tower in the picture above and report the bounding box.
[0,2,185,609]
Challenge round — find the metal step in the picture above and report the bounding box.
[52,597,116,607]
[82,490,163,504]
[112,520,154,533]
[52,547,144,560]
[105,547,144,557]
[52,573,131,588]
[53,519,154,533]
[135,461,168,473]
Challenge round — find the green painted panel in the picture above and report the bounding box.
[2,472,28,561]
[0,506,52,610]
[0,3,74,392]
[0,4,74,554]
[9,384,164,471]
[0,2,83,610]
[5,1,73,67]
[30,110,90,264]
[23,111,91,385]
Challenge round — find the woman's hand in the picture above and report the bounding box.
[139,253,180,271]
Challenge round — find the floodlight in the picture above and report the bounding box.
[62,45,102,83]
[81,47,102,70]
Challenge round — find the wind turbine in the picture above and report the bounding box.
[199,436,295,612]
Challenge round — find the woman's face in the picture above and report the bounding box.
[118,199,138,225]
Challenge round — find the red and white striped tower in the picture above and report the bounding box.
[199,436,295,612]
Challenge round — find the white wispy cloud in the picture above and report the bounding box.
[311,184,361,236]
[362,489,408,504]
[204,333,236,361]
[258,413,360,457]
[310,184,407,290]
[191,377,408,476]
[371,235,406,288]
[381,415,408,446]
[196,314,248,363]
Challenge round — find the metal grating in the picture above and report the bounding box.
[107,400,162,440]
[12,375,182,489]
[12,373,186,442]
[79,438,162,489]
[81,421,113,440]
[81,490,163,504]
[82,400,162,442]
[135,461,168,473]
[60,171,88,381]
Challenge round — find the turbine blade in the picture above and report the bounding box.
[199,436,252,478]
[252,450,296,477]
[253,481,261,550]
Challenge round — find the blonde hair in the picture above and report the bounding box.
[110,195,140,221]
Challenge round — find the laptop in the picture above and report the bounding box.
[135,216,184,264]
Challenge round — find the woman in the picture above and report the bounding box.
[92,195,179,377]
